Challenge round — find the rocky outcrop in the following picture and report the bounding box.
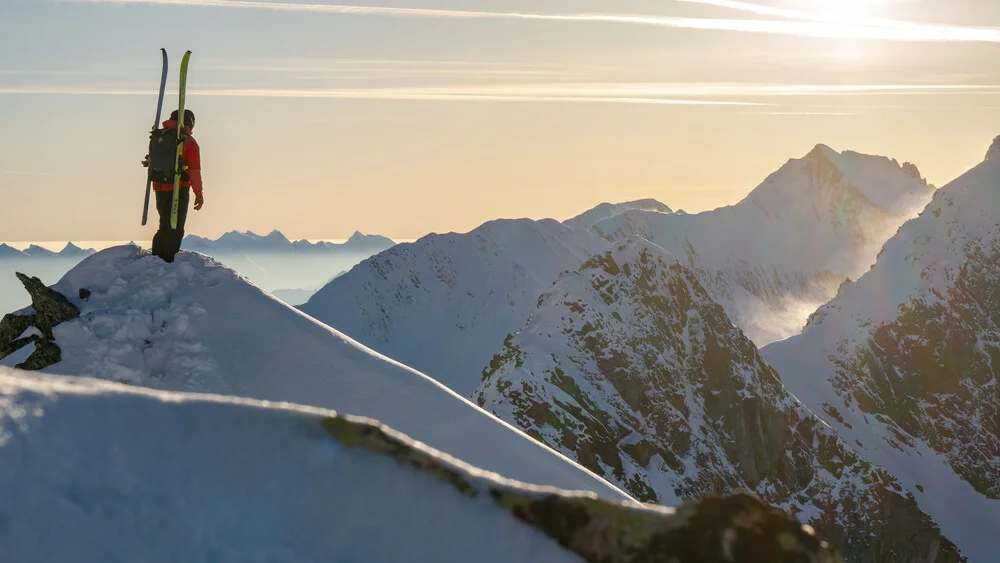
[475,238,961,562]
[322,414,840,563]
[825,240,1000,499]
[985,135,1000,161]
[0,272,80,370]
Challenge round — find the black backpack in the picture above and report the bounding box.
[144,128,186,183]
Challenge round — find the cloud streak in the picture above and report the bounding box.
[4,83,999,102]
[0,85,762,105]
[73,0,1000,42]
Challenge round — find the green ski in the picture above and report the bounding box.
[170,50,192,230]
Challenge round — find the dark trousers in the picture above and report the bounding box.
[151,188,190,263]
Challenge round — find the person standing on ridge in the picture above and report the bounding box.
[150,108,204,262]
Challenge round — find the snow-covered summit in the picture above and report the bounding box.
[751,143,930,217]
[762,139,1000,562]
[0,245,627,500]
[301,218,610,395]
[590,144,935,344]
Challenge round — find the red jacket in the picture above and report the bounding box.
[152,119,203,197]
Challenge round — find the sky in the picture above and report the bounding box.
[2,0,1000,242]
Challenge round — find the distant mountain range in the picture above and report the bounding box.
[183,230,395,254]
[0,242,95,259]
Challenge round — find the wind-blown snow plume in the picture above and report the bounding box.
[590,144,935,345]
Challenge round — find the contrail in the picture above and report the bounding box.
[71,0,1000,42]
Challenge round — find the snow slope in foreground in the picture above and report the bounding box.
[0,369,582,563]
[3,245,628,502]
[0,369,837,563]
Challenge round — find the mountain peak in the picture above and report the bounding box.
[0,244,27,258]
[807,143,838,160]
[747,143,932,219]
[986,135,1000,161]
[264,230,291,244]
[25,245,55,257]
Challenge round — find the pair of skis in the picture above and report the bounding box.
[141,48,192,230]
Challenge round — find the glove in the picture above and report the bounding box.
[194,193,204,210]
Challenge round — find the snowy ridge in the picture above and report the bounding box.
[562,199,673,231]
[300,218,609,395]
[473,237,958,562]
[590,145,935,345]
[1,245,629,501]
[762,142,1000,562]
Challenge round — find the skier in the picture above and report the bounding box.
[151,108,204,262]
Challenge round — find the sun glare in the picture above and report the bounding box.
[812,0,876,22]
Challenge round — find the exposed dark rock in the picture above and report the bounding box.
[830,241,1000,499]
[0,273,80,371]
[15,272,79,328]
[17,334,63,371]
[79,288,91,300]
[476,239,961,562]
[321,413,840,563]
[0,314,36,357]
